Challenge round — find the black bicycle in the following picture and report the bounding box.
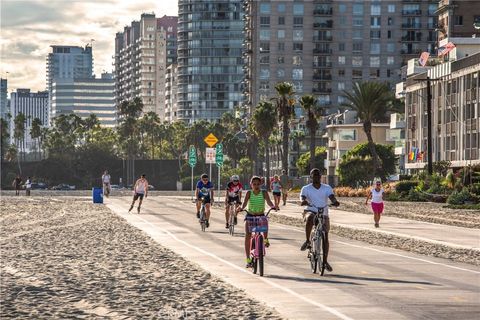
[199,197,208,232]
[227,200,240,236]
[305,205,329,276]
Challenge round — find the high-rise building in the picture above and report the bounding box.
[9,89,49,152]
[0,78,7,120]
[437,0,480,42]
[165,64,178,122]
[50,73,116,127]
[243,0,439,114]
[114,13,177,118]
[46,45,93,92]
[176,0,244,123]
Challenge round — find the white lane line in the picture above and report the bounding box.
[113,208,354,320]
[273,224,480,275]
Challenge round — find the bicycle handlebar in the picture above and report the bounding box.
[240,207,277,216]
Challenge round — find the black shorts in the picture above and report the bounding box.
[227,196,240,204]
[272,191,281,197]
[198,196,211,204]
[133,193,144,200]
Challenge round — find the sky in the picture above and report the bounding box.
[0,0,178,93]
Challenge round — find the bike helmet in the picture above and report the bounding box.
[231,175,240,182]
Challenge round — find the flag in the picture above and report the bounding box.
[438,42,456,57]
[418,52,430,67]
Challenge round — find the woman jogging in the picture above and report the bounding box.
[365,180,385,228]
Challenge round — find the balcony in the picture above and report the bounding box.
[313,35,333,41]
[313,62,332,68]
[402,23,422,28]
[401,35,422,42]
[402,9,422,15]
[313,88,332,93]
[313,75,332,80]
[313,8,333,15]
[313,48,332,54]
[313,21,333,28]
[401,49,422,54]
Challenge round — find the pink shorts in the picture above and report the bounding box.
[371,202,384,214]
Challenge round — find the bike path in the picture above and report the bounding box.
[106,196,480,320]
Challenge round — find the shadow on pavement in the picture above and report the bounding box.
[327,274,439,286]
[266,274,360,286]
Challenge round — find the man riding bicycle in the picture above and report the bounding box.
[195,174,214,228]
[102,170,111,197]
[300,168,340,272]
[225,175,243,229]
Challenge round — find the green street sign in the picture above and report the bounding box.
[215,143,223,166]
[188,145,197,167]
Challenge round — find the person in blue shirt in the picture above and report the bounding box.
[195,173,214,228]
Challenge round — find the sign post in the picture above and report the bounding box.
[215,143,224,202]
[204,133,219,194]
[188,145,197,202]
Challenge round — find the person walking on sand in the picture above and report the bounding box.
[12,175,22,196]
[25,177,32,196]
[365,180,385,228]
[129,174,149,214]
[279,170,290,206]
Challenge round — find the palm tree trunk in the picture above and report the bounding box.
[282,119,289,174]
[363,121,380,177]
[265,138,270,189]
[309,126,316,171]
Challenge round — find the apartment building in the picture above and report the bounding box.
[437,0,480,41]
[50,73,116,127]
[114,13,177,118]
[0,78,7,120]
[176,0,244,123]
[165,64,178,122]
[9,89,49,152]
[403,52,480,171]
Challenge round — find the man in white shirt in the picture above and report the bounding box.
[300,168,340,272]
[102,170,111,197]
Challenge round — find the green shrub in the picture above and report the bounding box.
[395,181,419,194]
[406,189,427,202]
[447,188,474,205]
[385,192,401,201]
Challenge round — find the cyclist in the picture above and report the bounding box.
[238,176,277,268]
[300,168,340,272]
[102,170,111,197]
[365,180,385,228]
[195,173,214,228]
[224,175,243,229]
[129,174,149,213]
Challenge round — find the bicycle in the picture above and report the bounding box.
[227,200,240,236]
[305,205,329,276]
[242,208,275,277]
[198,197,207,232]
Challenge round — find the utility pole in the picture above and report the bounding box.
[426,77,433,175]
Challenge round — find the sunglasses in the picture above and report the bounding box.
[233,180,239,182]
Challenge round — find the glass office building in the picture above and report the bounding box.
[177,0,244,122]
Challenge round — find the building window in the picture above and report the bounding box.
[277,68,285,78]
[352,56,363,67]
[387,30,392,39]
[339,43,345,51]
[353,4,363,15]
[293,43,303,51]
[353,18,363,26]
[370,56,380,67]
[293,30,303,41]
[278,56,285,64]
[454,15,463,26]
[387,43,395,53]
[277,3,286,12]
[387,69,391,78]
[292,55,302,66]
[338,56,346,65]
[371,17,381,28]
[338,82,345,90]
[388,17,394,26]
[387,56,395,65]
[260,16,270,27]
[339,4,346,13]
[260,42,270,53]
[260,30,271,40]
[371,4,381,15]
[370,30,381,39]
[339,16,347,25]
[260,3,271,14]
[352,70,363,78]
[370,43,380,54]
[277,30,285,39]
[278,16,285,25]
[353,30,362,39]
[260,68,270,80]
[293,82,303,93]
[370,69,380,79]
[338,69,345,77]
[353,43,363,52]
[388,4,395,13]
[259,56,270,64]
[293,17,303,27]
[278,42,285,51]
[292,69,303,80]
[339,129,357,141]
[293,4,304,15]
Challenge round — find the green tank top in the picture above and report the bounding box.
[248,190,265,214]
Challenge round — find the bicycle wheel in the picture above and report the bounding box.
[319,231,326,276]
[229,206,235,236]
[251,238,258,274]
[258,236,264,276]
[200,207,206,232]
[309,249,318,273]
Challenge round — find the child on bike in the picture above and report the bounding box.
[238,176,277,268]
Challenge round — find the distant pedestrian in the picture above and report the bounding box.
[271,175,282,208]
[365,180,385,228]
[279,170,290,206]
[25,177,32,196]
[12,175,22,196]
[129,174,149,214]
[102,170,111,198]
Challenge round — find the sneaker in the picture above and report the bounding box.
[225,223,229,229]
[196,211,200,218]
[128,206,133,213]
[375,223,380,228]
[300,240,311,251]
[325,262,333,272]
[264,238,270,248]
[205,220,209,228]
[246,258,253,268]
[233,216,238,225]
[137,207,141,214]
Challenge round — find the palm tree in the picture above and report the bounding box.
[300,95,323,171]
[139,112,160,159]
[30,118,42,160]
[273,82,296,175]
[13,113,26,169]
[342,81,397,176]
[252,101,277,186]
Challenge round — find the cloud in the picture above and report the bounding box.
[0,0,178,92]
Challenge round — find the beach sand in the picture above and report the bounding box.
[0,196,282,319]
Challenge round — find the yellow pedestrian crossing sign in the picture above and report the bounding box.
[204,133,218,147]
